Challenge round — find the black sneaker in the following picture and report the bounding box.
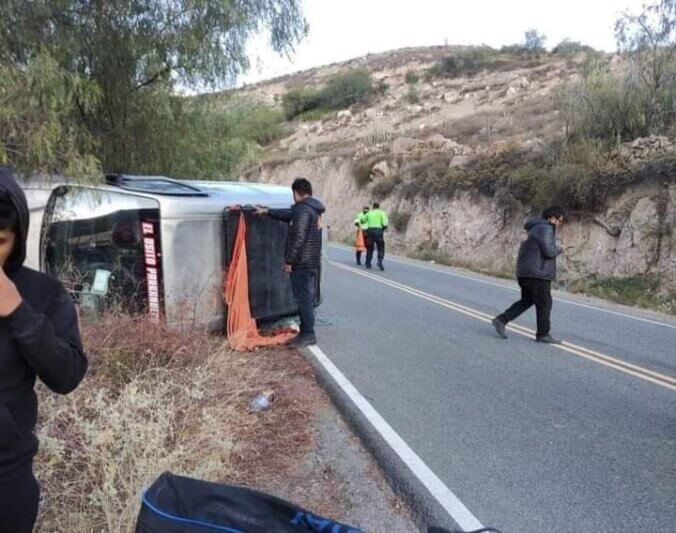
[288,334,317,348]
[536,334,561,345]
[365,264,372,269]
[378,263,385,271]
[492,318,507,339]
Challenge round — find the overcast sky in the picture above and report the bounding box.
[239,0,646,85]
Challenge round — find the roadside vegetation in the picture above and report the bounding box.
[569,276,675,315]
[425,31,553,80]
[0,0,306,180]
[35,313,326,531]
[552,39,600,58]
[404,69,420,84]
[282,69,376,120]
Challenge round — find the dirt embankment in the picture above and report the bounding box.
[234,46,675,310]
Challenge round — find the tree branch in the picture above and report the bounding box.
[135,65,172,90]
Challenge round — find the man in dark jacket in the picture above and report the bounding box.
[255,178,325,347]
[492,206,565,344]
[0,167,88,532]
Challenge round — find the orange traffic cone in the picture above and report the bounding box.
[355,229,366,252]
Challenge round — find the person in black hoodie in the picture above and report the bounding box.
[492,206,565,344]
[255,178,326,348]
[0,167,88,532]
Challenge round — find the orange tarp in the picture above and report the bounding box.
[224,212,297,351]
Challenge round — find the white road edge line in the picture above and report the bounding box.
[308,344,485,532]
[328,244,676,330]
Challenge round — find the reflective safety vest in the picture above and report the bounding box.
[362,209,389,229]
[354,212,369,230]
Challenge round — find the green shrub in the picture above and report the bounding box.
[123,95,284,180]
[406,87,421,104]
[297,108,332,121]
[524,29,547,55]
[552,39,598,57]
[572,276,675,315]
[428,46,502,78]
[282,87,323,120]
[500,44,528,56]
[223,101,284,145]
[393,138,673,212]
[390,210,412,232]
[405,69,419,84]
[282,69,375,120]
[557,60,656,142]
[0,52,101,177]
[320,69,374,109]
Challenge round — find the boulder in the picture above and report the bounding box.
[336,109,353,122]
[449,154,471,167]
[524,137,545,153]
[490,140,509,154]
[425,134,448,149]
[371,160,392,179]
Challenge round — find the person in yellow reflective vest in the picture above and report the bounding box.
[362,202,389,271]
[354,206,369,265]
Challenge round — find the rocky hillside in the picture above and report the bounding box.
[232,46,675,310]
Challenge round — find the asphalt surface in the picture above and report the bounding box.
[315,244,676,533]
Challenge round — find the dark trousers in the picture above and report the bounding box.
[365,229,385,266]
[290,268,317,336]
[0,464,39,533]
[497,277,553,337]
[356,250,363,264]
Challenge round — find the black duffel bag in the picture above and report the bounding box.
[136,472,363,533]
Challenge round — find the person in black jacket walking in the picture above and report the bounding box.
[492,206,565,344]
[0,167,88,532]
[255,178,326,348]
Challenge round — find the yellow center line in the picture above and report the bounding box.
[329,260,676,391]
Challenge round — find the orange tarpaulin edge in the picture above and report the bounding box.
[224,212,297,351]
[354,229,366,252]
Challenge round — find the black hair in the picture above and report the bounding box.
[542,205,565,220]
[0,199,18,233]
[292,178,313,196]
[363,206,370,211]
[373,202,380,208]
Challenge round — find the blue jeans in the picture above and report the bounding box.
[290,269,317,336]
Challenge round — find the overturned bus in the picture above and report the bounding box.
[38,175,323,331]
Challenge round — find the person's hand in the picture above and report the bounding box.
[254,205,269,216]
[0,267,22,317]
[283,263,292,274]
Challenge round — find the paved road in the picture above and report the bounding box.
[315,245,676,533]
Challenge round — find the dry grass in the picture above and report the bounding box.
[435,96,560,145]
[34,314,321,533]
